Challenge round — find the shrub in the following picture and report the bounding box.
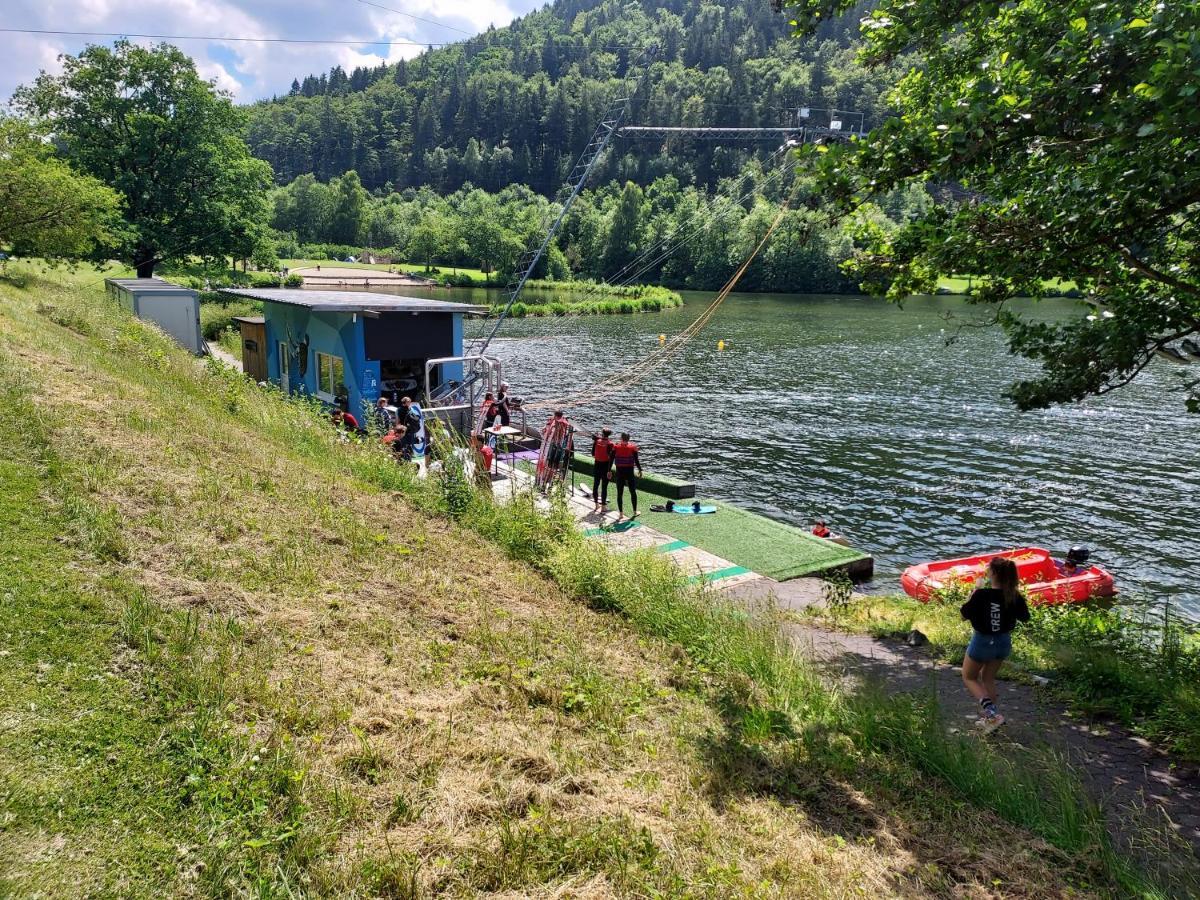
[248,271,282,288]
[200,300,262,340]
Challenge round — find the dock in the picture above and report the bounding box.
[492,459,873,599]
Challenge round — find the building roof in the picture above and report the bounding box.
[220,287,487,316]
[231,316,265,325]
[105,277,196,294]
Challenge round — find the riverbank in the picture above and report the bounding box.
[3,265,1190,895]
[805,592,1200,762]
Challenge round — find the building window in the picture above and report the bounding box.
[316,352,345,402]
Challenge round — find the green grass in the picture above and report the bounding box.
[936,274,1080,295]
[0,355,337,895]
[281,258,688,311]
[809,592,1200,761]
[199,298,261,340]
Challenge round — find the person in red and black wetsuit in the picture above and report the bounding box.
[612,432,643,520]
[332,403,360,433]
[590,428,615,510]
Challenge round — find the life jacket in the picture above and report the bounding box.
[613,441,639,467]
[545,418,571,445]
[592,437,614,463]
[813,525,830,538]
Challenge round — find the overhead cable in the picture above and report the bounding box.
[353,0,475,36]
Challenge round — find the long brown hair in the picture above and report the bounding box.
[988,557,1020,606]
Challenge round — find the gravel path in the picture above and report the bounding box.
[734,577,1200,864]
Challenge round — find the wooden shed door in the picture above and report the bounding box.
[239,321,268,381]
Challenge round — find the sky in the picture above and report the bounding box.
[1,0,544,104]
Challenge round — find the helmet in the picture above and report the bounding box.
[1066,546,1090,565]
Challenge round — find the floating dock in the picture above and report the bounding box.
[497,458,873,593]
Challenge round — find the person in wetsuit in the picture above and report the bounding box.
[590,428,615,510]
[398,396,422,461]
[543,410,573,469]
[612,432,643,520]
[960,556,1031,730]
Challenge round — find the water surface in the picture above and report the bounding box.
[366,284,1200,615]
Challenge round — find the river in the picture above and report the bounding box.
[383,284,1200,616]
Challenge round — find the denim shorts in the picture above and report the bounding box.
[966,631,1012,663]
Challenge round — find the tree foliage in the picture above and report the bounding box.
[15,41,274,277]
[783,0,1200,409]
[0,116,122,262]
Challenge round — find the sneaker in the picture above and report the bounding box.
[980,711,1006,733]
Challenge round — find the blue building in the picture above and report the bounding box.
[222,288,484,418]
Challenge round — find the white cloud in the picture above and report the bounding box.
[1,0,542,103]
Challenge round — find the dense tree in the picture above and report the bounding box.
[0,117,122,262]
[408,220,447,272]
[268,165,929,293]
[15,42,274,277]
[602,182,649,275]
[327,171,369,245]
[273,173,333,244]
[783,0,1200,409]
[243,0,891,196]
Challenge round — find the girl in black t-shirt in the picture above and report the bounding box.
[960,556,1030,730]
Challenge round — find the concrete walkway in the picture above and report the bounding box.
[207,345,242,371]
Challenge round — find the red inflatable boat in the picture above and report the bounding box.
[900,547,1116,605]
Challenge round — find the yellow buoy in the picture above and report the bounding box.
[717,340,726,351]
[658,333,666,344]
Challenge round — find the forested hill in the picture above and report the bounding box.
[246,0,889,195]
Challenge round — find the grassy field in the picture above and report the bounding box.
[806,591,1200,762]
[936,275,1079,295]
[0,263,1189,896]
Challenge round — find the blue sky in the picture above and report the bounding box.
[1,0,544,103]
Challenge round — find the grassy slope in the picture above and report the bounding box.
[0,264,1170,897]
[0,383,191,895]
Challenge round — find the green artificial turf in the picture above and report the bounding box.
[631,486,869,580]
[526,460,868,580]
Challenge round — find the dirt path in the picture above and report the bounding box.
[746,579,1200,861]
